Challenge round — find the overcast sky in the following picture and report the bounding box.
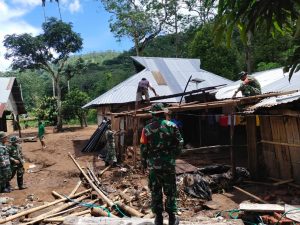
[0,0,133,71]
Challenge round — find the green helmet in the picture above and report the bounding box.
[0,131,7,140]
[238,71,247,79]
[149,103,165,115]
[9,136,18,143]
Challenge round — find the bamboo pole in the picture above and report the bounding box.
[114,201,144,218]
[233,186,268,204]
[69,181,82,196]
[22,195,90,225]
[91,207,118,218]
[69,153,114,206]
[99,165,111,177]
[0,188,91,224]
[52,191,65,199]
[68,153,144,217]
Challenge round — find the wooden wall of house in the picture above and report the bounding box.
[259,115,300,184]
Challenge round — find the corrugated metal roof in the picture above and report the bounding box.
[84,57,233,108]
[0,77,26,118]
[215,68,286,99]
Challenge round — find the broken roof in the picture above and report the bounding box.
[0,77,26,118]
[84,57,232,108]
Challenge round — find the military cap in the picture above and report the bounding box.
[238,71,248,79]
[149,103,165,115]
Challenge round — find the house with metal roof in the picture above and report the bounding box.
[84,56,233,122]
[0,77,26,131]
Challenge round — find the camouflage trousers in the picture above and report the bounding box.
[0,167,12,191]
[241,86,261,97]
[11,164,24,185]
[105,146,117,165]
[148,168,177,214]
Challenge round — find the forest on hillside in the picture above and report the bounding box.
[1,0,298,128]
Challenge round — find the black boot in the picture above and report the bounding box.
[154,212,163,225]
[6,182,12,192]
[168,213,179,225]
[17,177,27,190]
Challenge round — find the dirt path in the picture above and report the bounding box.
[2,125,103,205]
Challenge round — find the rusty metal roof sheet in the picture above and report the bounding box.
[84,57,232,108]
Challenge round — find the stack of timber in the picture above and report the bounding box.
[82,121,109,152]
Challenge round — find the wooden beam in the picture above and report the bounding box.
[233,186,268,204]
[260,140,300,148]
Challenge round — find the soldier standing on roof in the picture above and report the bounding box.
[232,71,262,98]
[136,78,159,108]
[8,136,27,190]
[140,103,183,225]
[0,132,12,193]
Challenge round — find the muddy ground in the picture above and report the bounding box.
[1,125,300,223]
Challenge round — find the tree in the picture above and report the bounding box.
[62,89,89,127]
[4,17,83,131]
[100,0,177,56]
[189,24,241,79]
[214,0,300,79]
[35,96,58,125]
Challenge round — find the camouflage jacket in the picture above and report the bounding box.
[140,118,184,170]
[105,130,115,149]
[0,143,10,169]
[237,76,262,95]
[8,144,25,166]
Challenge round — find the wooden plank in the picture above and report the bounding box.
[63,216,245,225]
[286,117,300,184]
[269,117,292,179]
[285,204,300,222]
[261,140,300,148]
[260,116,278,178]
[239,203,284,212]
[175,159,198,174]
[277,116,293,179]
[246,116,257,179]
[273,179,294,186]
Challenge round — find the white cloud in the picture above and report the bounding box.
[69,0,81,13]
[0,1,40,71]
[11,0,41,7]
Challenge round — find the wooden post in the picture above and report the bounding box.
[230,112,236,179]
[246,115,258,179]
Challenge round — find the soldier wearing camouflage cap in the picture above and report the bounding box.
[8,136,26,190]
[140,103,183,225]
[0,131,12,193]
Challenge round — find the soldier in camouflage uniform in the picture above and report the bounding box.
[8,136,26,190]
[140,103,183,225]
[104,124,117,167]
[0,132,12,193]
[232,71,262,98]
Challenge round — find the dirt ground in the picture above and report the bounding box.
[1,125,300,223]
